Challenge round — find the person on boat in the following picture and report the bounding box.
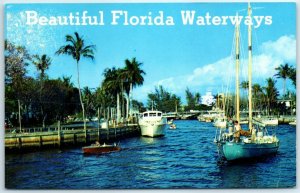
[233,120,241,142]
[233,121,252,142]
[226,116,234,140]
[95,141,100,146]
[251,125,257,142]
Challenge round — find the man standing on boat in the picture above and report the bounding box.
[226,116,234,141]
[233,120,241,142]
[233,120,252,142]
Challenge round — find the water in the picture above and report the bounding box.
[5,120,296,189]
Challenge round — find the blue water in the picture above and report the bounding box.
[5,120,296,189]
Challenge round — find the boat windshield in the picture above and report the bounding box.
[149,113,157,117]
[143,112,162,117]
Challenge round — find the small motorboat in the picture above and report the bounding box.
[169,123,176,129]
[82,142,121,155]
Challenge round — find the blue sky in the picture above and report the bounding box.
[5,2,296,104]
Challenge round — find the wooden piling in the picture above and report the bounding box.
[57,121,61,147]
[39,135,43,147]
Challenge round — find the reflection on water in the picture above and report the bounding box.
[5,121,296,189]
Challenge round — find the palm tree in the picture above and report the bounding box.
[32,54,52,128]
[263,78,279,115]
[61,75,74,88]
[240,80,249,110]
[32,54,51,80]
[288,66,296,87]
[122,58,145,118]
[56,32,95,137]
[275,63,291,97]
[195,92,201,106]
[252,83,263,112]
[240,80,249,95]
[102,67,123,123]
[82,86,95,119]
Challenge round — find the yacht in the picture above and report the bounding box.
[139,110,167,137]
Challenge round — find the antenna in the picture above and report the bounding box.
[152,101,154,111]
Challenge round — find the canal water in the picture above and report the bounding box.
[5,120,296,189]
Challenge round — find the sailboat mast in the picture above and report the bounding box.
[235,13,240,123]
[248,2,253,130]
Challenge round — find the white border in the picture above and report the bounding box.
[0,1,298,193]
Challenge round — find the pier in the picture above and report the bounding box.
[5,122,140,153]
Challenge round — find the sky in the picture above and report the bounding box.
[5,2,296,105]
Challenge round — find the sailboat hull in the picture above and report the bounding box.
[222,141,280,161]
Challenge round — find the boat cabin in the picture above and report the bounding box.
[141,111,163,118]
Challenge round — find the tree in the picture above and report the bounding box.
[5,40,31,85]
[56,32,96,135]
[240,80,249,110]
[288,66,296,87]
[185,88,202,111]
[82,86,96,119]
[147,85,181,112]
[32,54,52,127]
[132,100,146,113]
[5,40,32,128]
[185,87,195,111]
[240,81,249,95]
[102,67,123,122]
[32,54,51,80]
[252,83,263,111]
[122,58,146,118]
[275,63,291,97]
[263,78,279,115]
[195,92,201,104]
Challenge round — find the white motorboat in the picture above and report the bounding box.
[256,117,279,126]
[289,120,296,126]
[139,110,167,137]
[213,117,227,128]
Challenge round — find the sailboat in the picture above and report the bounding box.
[215,3,280,161]
[213,93,227,128]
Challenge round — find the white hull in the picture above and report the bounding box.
[213,121,226,128]
[289,121,296,126]
[239,120,248,125]
[140,123,166,137]
[213,117,227,128]
[261,118,278,126]
[139,110,167,137]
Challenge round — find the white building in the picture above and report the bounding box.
[201,91,215,106]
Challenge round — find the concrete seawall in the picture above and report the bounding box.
[5,125,140,153]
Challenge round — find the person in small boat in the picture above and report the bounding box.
[95,141,100,146]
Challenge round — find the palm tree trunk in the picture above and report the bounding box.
[40,76,45,128]
[283,78,286,98]
[76,61,87,142]
[122,85,125,121]
[126,95,129,119]
[18,99,22,133]
[129,83,133,116]
[117,92,120,123]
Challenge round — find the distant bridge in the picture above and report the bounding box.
[163,111,206,120]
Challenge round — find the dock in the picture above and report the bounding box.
[5,122,140,153]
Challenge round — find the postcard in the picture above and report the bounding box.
[4,1,296,189]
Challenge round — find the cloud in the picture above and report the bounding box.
[134,35,296,104]
[260,35,296,63]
